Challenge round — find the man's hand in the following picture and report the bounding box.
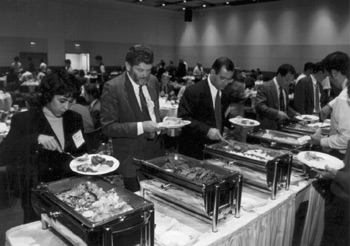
[319,165,337,180]
[277,111,289,120]
[38,134,63,152]
[207,128,224,141]
[310,128,322,145]
[142,121,162,133]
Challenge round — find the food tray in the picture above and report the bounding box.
[31,176,154,246]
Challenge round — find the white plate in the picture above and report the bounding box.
[158,120,191,129]
[229,117,260,127]
[296,151,344,170]
[295,115,319,122]
[70,154,119,175]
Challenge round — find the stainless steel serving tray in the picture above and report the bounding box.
[247,129,310,150]
[134,153,239,194]
[204,140,290,167]
[281,123,330,136]
[32,176,153,228]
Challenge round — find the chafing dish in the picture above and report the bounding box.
[247,129,309,171]
[281,123,330,136]
[203,140,292,199]
[134,153,242,232]
[31,176,154,246]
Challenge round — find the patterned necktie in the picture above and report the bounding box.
[215,91,222,130]
[315,84,320,113]
[139,85,151,119]
[279,86,285,112]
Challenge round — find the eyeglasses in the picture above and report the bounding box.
[220,77,234,83]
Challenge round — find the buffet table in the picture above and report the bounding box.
[5,178,323,246]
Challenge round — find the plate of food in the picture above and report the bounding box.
[70,154,119,175]
[157,117,191,129]
[296,151,344,170]
[295,114,319,122]
[229,117,260,127]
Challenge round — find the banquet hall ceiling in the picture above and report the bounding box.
[115,0,282,11]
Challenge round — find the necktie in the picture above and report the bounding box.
[279,87,285,112]
[139,85,151,119]
[315,84,320,113]
[215,91,222,130]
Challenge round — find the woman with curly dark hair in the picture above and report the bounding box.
[0,71,87,223]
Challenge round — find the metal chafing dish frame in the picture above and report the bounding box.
[281,123,330,136]
[31,176,154,246]
[203,140,292,200]
[134,153,243,232]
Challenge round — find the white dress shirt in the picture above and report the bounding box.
[127,72,157,135]
[207,76,221,109]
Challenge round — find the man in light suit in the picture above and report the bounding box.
[101,45,164,191]
[294,62,328,115]
[256,64,299,130]
[178,57,234,160]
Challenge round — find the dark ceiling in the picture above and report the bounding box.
[115,0,282,11]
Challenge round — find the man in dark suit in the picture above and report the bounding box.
[178,57,235,160]
[256,64,299,130]
[101,45,164,191]
[294,62,328,115]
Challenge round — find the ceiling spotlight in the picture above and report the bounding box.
[30,42,36,45]
[203,4,206,7]
[182,7,186,10]
[138,0,143,2]
[162,3,165,6]
[75,43,80,48]
[226,1,230,4]
[183,0,187,2]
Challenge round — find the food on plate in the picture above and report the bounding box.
[304,152,325,162]
[162,117,185,126]
[232,118,257,126]
[74,155,115,173]
[55,181,133,223]
[161,158,223,183]
[76,153,89,162]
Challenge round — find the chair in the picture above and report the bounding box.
[84,127,102,153]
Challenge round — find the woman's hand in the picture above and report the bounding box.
[38,134,63,152]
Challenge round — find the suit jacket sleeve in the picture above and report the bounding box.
[255,85,279,120]
[294,79,307,114]
[178,87,211,137]
[101,81,138,138]
[0,113,39,166]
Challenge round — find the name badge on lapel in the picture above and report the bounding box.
[72,130,85,148]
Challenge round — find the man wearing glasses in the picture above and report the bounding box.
[178,57,234,160]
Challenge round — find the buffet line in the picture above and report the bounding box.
[26,115,338,246]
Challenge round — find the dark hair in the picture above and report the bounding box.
[65,59,71,65]
[84,84,100,99]
[211,57,234,74]
[14,56,19,62]
[125,44,154,66]
[313,62,324,73]
[322,51,349,78]
[277,64,296,77]
[303,62,315,72]
[95,55,103,61]
[38,71,80,106]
